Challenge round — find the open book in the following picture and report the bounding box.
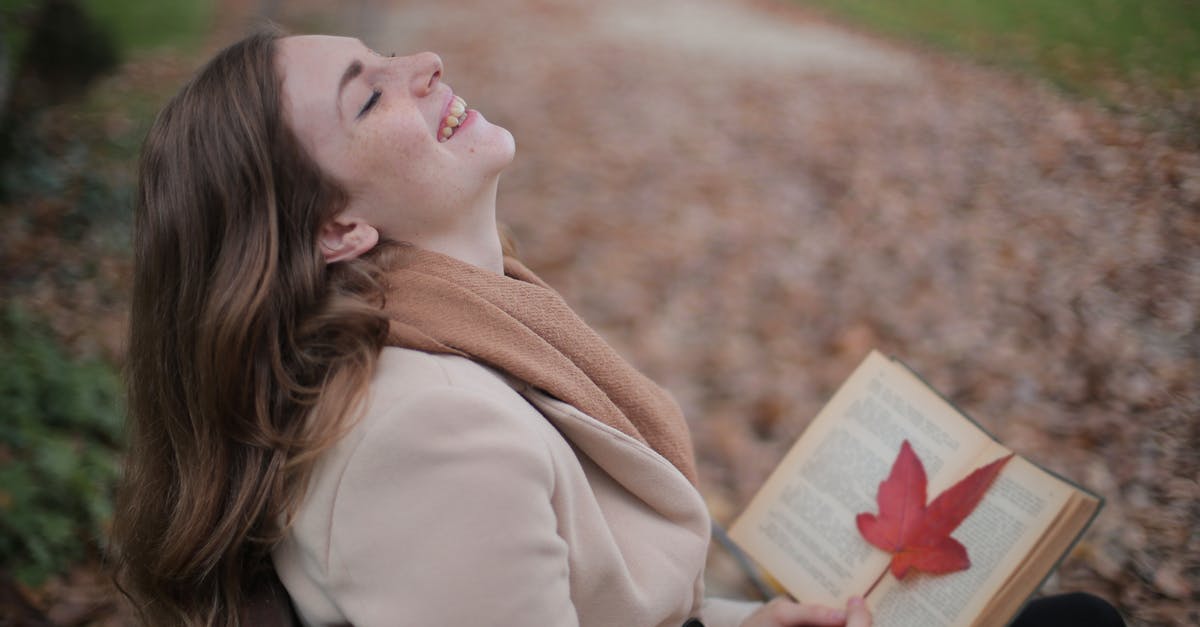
[728,351,1102,627]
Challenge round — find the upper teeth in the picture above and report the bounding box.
[440,96,468,141]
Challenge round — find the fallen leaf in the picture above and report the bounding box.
[857,440,1013,579]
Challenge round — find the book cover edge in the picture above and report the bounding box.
[999,498,1106,627]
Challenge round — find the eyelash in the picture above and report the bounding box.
[356,54,395,118]
[358,90,381,118]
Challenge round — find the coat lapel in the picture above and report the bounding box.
[515,385,711,540]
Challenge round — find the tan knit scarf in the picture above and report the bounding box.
[380,246,698,486]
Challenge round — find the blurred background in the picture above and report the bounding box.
[1,0,1196,624]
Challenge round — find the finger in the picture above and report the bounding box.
[844,596,874,627]
[766,599,847,626]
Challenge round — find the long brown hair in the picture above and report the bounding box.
[112,26,391,625]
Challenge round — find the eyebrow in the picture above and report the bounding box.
[336,59,364,116]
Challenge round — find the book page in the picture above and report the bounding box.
[865,455,1074,627]
[729,351,999,606]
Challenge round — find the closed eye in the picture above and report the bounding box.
[357,89,381,119]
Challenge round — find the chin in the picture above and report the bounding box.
[479,125,517,176]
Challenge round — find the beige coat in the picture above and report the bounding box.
[273,347,761,627]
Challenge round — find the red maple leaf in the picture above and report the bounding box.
[856,440,1013,579]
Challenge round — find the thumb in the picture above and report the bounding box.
[844,596,873,627]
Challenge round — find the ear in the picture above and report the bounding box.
[318,214,379,263]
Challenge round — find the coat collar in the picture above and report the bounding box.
[510,381,712,542]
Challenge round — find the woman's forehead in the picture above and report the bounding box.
[276,36,365,144]
[278,35,363,76]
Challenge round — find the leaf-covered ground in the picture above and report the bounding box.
[11,0,1198,624]
[354,0,1196,623]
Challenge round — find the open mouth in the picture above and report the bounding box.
[438,95,468,142]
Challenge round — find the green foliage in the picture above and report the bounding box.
[0,0,41,65]
[797,0,1200,96]
[81,0,213,54]
[1,0,212,94]
[0,307,123,585]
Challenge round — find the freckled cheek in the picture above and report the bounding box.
[353,126,435,173]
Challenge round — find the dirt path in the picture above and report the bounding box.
[321,0,1198,623]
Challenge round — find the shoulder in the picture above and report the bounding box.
[278,347,561,571]
[359,347,546,444]
[328,347,562,549]
[299,349,562,524]
[300,349,578,625]
[371,346,523,400]
[336,357,559,512]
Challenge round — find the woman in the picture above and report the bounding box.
[111,27,871,627]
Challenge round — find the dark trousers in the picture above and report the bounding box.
[681,592,1128,627]
[1011,592,1125,627]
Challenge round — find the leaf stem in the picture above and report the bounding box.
[863,567,888,599]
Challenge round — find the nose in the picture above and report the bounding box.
[403,51,442,96]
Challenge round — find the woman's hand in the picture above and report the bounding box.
[740,596,872,627]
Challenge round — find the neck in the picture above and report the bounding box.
[419,177,504,274]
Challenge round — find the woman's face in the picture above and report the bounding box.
[277,35,515,246]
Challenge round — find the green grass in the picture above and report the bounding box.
[797,0,1200,97]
